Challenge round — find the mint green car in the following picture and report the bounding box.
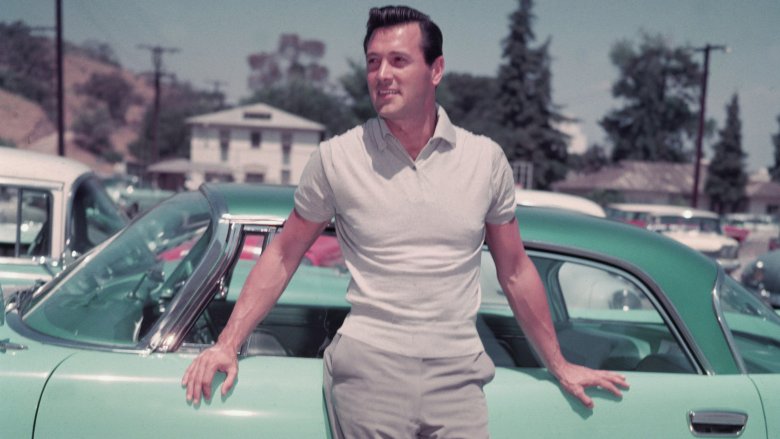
[3,184,780,438]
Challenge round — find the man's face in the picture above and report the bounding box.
[365,23,443,123]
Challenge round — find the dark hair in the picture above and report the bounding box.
[363,5,443,65]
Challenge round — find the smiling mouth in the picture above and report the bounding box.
[377,89,399,96]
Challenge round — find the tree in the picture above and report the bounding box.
[338,59,375,123]
[770,115,780,182]
[130,82,221,163]
[77,72,138,123]
[600,33,702,163]
[0,21,57,120]
[705,94,747,214]
[568,143,609,174]
[247,34,329,92]
[244,79,357,138]
[437,73,509,142]
[496,0,570,189]
[72,107,121,162]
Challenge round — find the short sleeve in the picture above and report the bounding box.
[485,147,516,224]
[294,147,336,223]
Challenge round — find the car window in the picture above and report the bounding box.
[23,192,211,346]
[718,275,780,373]
[69,177,127,255]
[186,227,351,357]
[0,186,51,258]
[478,252,696,373]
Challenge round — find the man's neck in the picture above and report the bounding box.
[383,107,438,161]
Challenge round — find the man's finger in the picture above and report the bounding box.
[222,364,238,396]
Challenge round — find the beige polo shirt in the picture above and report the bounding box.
[294,106,516,358]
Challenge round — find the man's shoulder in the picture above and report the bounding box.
[451,125,504,155]
[321,119,376,151]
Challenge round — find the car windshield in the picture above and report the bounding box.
[22,192,212,347]
[718,275,780,373]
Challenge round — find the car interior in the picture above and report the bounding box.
[183,227,697,374]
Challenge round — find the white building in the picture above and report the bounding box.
[150,103,325,189]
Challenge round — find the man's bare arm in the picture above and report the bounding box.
[182,209,327,404]
[485,218,629,409]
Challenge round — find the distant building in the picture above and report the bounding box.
[149,103,325,190]
[552,160,780,215]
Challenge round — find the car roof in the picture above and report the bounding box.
[0,148,92,185]
[515,189,606,217]
[608,203,719,219]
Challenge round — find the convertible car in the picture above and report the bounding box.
[3,184,780,438]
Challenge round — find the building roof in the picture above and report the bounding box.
[552,160,705,195]
[186,102,325,132]
[747,180,780,199]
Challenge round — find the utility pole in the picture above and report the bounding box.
[56,0,64,156]
[137,44,179,167]
[205,79,227,108]
[691,44,728,208]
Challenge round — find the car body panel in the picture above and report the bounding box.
[488,370,764,438]
[0,324,74,439]
[32,351,330,439]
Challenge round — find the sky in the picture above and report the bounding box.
[3,0,779,172]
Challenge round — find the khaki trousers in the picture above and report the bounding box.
[323,334,495,439]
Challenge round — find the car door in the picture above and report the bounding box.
[32,341,331,438]
[479,251,768,438]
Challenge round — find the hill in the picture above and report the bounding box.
[0,39,154,174]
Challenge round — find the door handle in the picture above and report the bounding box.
[688,410,747,436]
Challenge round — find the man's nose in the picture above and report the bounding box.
[377,59,392,82]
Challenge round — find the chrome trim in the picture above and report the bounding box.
[688,410,747,437]
[711,270,749,374]
[5,310,147,354]
[524,239,714,375]
[221,214,286,226]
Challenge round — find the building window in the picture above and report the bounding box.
[219,129,230,162]
[281,169,291,185]
[251,131,262,149]
[282,132,292,165]
[245,173,265,183]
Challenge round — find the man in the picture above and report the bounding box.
[182,5,628,437]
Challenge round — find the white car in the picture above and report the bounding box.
[0,148,127,294]
[608,203,740,273]
[515,188,606,217]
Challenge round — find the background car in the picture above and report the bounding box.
[3,184,780,437]
[608,203,741,273]
[740,249,780,308]
[515,188,606,217]
[0,148,127,295]
[101,174,175,218]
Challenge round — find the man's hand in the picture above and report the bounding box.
[182,343,238,404]
[552,362,630,409]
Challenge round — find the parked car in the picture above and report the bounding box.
[0,148,128,295]
[724,213,780,239]
[740,249,780,308]
[3,183,780,438]
[608,203,740,273]
[101,174,175,218]
[515,188,606,217]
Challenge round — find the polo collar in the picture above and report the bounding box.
[375,105,457,151]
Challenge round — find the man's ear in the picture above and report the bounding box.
[431,56,444,86]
